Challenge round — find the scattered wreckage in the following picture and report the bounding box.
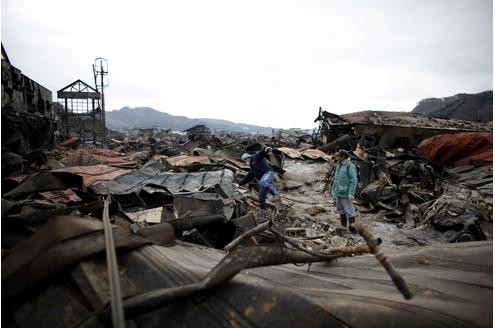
[1,109,492,327]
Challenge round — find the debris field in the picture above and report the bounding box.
[2,107,493,327]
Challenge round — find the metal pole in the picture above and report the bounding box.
[64,98,69,138]
[100,62,106,145]
[102,196,126,327]
[93,64,101,143]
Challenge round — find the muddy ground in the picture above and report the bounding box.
[267,158,493,250]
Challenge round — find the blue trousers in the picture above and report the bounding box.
[259,170,277,210]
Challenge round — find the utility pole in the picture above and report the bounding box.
[93,58,109,145]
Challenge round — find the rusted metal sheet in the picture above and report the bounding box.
[3,171,84,198]
[2,215,104,282]
[3,223,175,304]
[417,132,492,167]
[276,147,304,159]
[90,150,150,164]
[301,148,331,160]
[51,164,130,187]
[39,188,82,203]
[57,136,81,148]
[163,155,211,166]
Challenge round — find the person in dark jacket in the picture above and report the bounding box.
[331,149,358,231]
[239,147,280,213]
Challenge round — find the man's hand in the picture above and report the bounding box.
[348,194,354,200]
[264,146,273,153]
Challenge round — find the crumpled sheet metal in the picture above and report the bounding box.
[51,164,130,187]
[417,132,492,167]
[301,149,331,161]
[39,189,82,203]
[126,207,163,223]
[60,148,149,166]
[3,223,175,304]
[8,240,491,327]
[163,155,211,166]
[277,146,338,161]
[172,193,233,220]
[2,215,104,282]
[91,164,234,197]
[3,171,84,198]
[276,147,304,159]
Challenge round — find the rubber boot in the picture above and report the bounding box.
[347,217,356,233]
[340,214,347,227]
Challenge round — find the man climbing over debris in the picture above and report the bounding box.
[240,146,280,216]
[331,149,358,232]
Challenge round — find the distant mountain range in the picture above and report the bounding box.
[412,90,492,122]
[107,91,492,134]
[105,107,274,134]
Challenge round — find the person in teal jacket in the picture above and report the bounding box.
[331,149,358,231]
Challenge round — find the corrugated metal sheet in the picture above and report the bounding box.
[52,164,130,187]
[5,240,492,327]
[417,132,492,167]
[91,161,234,197]
[163,155,211,166]
[301,149,331,160]
[276,147,304,159]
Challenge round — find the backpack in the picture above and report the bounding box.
[354,161,361,183]
[348,160,361,193]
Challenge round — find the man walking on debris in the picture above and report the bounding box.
[240,146,280,216]
[331,149,358,232]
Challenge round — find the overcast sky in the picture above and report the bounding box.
[2,0,492,129]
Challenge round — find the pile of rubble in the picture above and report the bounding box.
[3,118,492,251]
[1,109,492,326]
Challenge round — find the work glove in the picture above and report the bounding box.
[264,146,272,153]
[348,194,354,200]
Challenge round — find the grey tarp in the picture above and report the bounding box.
[90,161,234,197]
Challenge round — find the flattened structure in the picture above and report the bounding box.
[91,161,234,197]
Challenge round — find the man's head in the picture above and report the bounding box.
[241,153,252,162]
[334,149,348,162]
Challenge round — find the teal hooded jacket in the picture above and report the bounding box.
[331,158,358,198]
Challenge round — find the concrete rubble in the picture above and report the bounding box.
[2,105,493,326]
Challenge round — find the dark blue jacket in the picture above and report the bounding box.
[239,148,273,185]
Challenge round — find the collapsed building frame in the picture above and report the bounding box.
[56,79,103,141]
